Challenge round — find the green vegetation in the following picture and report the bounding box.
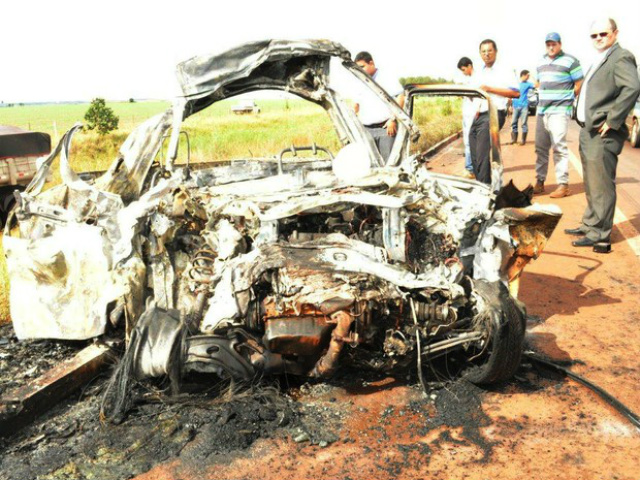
[410,96,463,155]
[179,100,341,164]
[84,98,119,135]
[0,96,462,323]
[0,101,170,137]
[400,76,453,86]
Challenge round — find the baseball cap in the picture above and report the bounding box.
[545,32,561,43]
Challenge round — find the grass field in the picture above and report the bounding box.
[0,96,462,324]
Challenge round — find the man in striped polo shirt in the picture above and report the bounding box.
[534,32,583,198]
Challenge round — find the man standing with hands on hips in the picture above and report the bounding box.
[567,18,640,249]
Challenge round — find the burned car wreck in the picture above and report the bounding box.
[3,40,561,409]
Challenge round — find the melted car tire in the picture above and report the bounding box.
[461,280,526,385]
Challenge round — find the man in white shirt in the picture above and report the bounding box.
[566,18,640,249]
[354,51,405,162]
[469,39,520,185]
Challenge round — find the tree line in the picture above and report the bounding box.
[399,76,453,86]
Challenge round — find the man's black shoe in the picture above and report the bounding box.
[565,227,586,235]
[593,242,612,253]
[572,237,596,247]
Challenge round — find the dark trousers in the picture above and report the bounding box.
[469,112,491,184]
[497,109,507,130]
[469,110,506,186]
[578,127,626,242]
[365,126,395,162]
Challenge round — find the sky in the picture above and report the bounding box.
[1,0,639,104]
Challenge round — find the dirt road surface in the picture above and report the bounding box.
[2,120,639,480]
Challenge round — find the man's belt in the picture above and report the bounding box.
[477,110,505,116]
[365,121,387,128]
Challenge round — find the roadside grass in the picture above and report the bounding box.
[0,101,171,139]
[410,97,463,154]
[0,97,462,324]
[179,103,342,164]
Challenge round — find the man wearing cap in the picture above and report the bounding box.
[354,51,405,162]
[534,32,583,198]
[566,18,640,248]
[470,39,520,186]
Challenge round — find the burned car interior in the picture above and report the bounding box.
[3,40,562,420]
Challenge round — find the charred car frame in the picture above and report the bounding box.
[3,40,561,403]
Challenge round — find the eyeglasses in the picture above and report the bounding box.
[590,32,610,39]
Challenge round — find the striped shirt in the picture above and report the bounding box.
[537,52,583,115]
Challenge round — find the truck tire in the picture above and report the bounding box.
[0,188,21,229]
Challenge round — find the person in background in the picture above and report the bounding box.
[510,70,535,145]
[457,56,476,178]
[566,18,640,248]
[534,32,583,198]
[354,51,405,162]
[469,39,520,185]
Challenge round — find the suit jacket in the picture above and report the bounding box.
[581,43,640,132]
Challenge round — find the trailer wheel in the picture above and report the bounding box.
[0,188,21,229]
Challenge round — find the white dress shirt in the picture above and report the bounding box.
[576,46,612,123]
[475,61,518,112]
[356,69,404,126]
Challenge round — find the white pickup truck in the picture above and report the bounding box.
[0,126,51,226]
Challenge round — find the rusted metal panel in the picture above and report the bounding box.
[264,316,332,355]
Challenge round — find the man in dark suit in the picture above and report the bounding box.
[567,18,640,248]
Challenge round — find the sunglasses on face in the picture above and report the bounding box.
[590,32,610,39]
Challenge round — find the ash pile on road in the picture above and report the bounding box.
[0,324,84,397]
[1,326,501,480]
[427,379,496,459]
[0,375,344,480]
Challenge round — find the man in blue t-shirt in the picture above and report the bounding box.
[510,70,535,145]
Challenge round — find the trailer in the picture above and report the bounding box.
[0,126,51,226]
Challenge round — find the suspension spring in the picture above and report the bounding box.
[187,249,218,284]
[413,300,457,324]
